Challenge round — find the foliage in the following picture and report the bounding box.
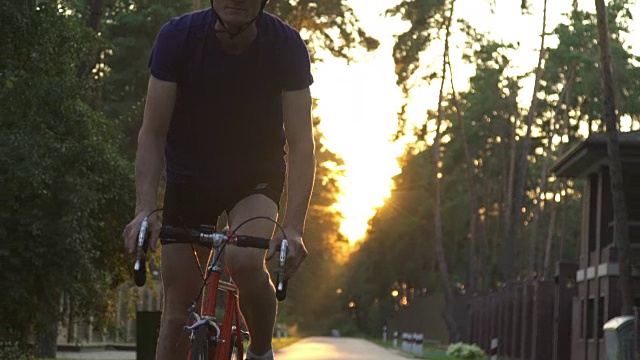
[266,0,379,61]
[340,151,440,337]
[0,0,133,354]
[541,2,640,134]
[387,0,447,89]
[100,0,193,150]
[446,342,488,360]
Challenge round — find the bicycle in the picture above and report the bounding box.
[132,211,289,360]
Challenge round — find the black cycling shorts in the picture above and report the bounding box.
[162,172,285,229]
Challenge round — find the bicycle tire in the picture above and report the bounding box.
[190,326,210,360]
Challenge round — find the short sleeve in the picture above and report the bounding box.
[282,32,314,91]
[148,21,186,82]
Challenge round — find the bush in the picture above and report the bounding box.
[446,342,488,360]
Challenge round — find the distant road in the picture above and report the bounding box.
[56,337,411,359]
[275,337,411,359]
[56,349,134,359]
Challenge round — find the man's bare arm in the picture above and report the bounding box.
[281,87,315,234]
[124,75,176,253]
[135,75,177,215]
[267,87,315,278]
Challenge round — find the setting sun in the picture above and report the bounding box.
[309,0,408,245]
[311,51,405,244]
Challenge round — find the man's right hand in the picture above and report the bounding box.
[123,211,160,255]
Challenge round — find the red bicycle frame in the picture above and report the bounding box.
[187,266,244,360]
[135,223,288,360]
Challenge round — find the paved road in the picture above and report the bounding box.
[56,349,135,359]
[275,337,411,360]
[57,337,411,359]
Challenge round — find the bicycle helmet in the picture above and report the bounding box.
[210,0,269,39]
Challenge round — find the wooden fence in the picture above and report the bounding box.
[466,262,578,360]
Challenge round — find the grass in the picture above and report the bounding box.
[273,336,301,350]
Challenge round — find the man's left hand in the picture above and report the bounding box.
[266,229,308,280]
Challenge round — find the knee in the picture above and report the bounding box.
[227,253,269,284]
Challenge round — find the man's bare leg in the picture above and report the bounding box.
[156,244,210,359]
[226,194,279,356]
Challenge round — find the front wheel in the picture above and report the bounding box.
[190,326,210,360]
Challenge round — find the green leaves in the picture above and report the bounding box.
[267,0,379,61]
[387,0,447,88]
[0,1,133,351]
[542,4,640,132]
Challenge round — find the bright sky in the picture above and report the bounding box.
[309,0,640,245]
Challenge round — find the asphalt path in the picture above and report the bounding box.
[56,337,412,359]
[275,337,411,360]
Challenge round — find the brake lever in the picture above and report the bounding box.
[275,239,288,301]
[133,217,150,287]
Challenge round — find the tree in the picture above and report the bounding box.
[447,53,487,291]
[594,0,633,317]
[342,150,438,336]
[0,2,132,357]
[431,0,463,343]
[542,2,640,136]
[266,0,379,61]
[444,24,521,288]
[387,0,465,342]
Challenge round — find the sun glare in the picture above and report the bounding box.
[310,0,407,245]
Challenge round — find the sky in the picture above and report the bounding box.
[308,0,640,244]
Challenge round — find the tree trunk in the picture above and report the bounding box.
[84,0,105,31]
[448,69,486,292]
[431,0,460,343]
[503,0,548,280]
[527,118,554,277]
[77,0,105,79]
[35,288,61,358]
[67,295,76,344]
[491,180,502,284]
[542,184,559,280]
[539,68,576,278]
[594,0,633,317]
[502,121,518,280]
[36,324,58,359]
[194,0,202,9]
[529,66,575,277]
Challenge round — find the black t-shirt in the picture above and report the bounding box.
[148,9,313,185]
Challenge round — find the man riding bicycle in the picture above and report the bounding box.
[122,0,315,359]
